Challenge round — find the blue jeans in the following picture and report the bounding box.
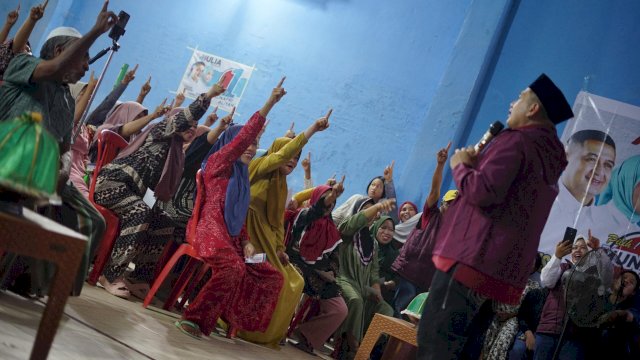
[508,332,533,360]
[393,276,423,318]
[533,333,583,360]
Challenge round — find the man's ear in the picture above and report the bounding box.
[54,44,65,57]
[527,101,540,117]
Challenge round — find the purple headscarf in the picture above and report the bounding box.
[201,125,250,237]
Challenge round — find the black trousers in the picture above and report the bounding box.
[417,267,495,360]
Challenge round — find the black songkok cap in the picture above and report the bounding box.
[529,73,574,124]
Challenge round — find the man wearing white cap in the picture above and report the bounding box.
[0,1,117,145]
[0,1,117,296]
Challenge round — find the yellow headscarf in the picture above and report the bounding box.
[249,137,294,228]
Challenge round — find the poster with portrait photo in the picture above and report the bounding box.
[538,91,640,273]
[177,49,254,112]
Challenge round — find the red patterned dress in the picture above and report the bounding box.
[182,112,283,335]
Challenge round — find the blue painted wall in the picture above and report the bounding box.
[452,0,640,190]
[5,0,472,203]
[2,0,638,209]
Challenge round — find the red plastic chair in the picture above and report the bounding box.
[286,295,320,337]
[143,170,238,338]
[143,170,207,310]
[86,130,128,286]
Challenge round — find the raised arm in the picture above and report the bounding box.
[540,240,571,288]
[251,109,331,176]
[120,98,169,137]
[294,179,345,231]
[86,66,136,126]
[338,199,396,238]
[12,1,47,54]
[73,72,97,123]
[0,6,19,44]
[426,143,451,208]
[382,160,399,222]
[206,107,232,144]
[302,151,312,189]
[136,76,151,104]
[152,81,226,138]
[32,0,117,83]
[303,108,332,140]
[208,110,265,171]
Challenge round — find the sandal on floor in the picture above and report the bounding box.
[291,339,316,356]
[174,320,202,340]
[98,276,130,299]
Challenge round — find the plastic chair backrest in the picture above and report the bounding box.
[185,169,204,245]
[88,129,128,201]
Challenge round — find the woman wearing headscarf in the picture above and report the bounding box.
[68,67,139,197]
[174,84,285,339]
[154,113,230,247]
[391,201,420,245]
[286,182,349,354]
[87,100,163,162]
[598,154,640,227]
[335,197,396,358]
[391,144,452,316]
[331,163,398,226]
[238,104,332,348]
[93,82,225,298]
[373,215,399,306]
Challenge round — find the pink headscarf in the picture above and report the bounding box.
[94,101,147,144]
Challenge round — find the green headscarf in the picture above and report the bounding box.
[371,216,397,278]
[598,154,640,225]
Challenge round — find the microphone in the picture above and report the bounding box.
[474,121,504,152]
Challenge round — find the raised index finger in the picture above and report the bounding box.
[325,108,333,120]
[131,64,139,74]
[16,3,21,12]
[445,141,452,152]
[339,175,346,185]
[390,160,395,169]
[42,0,49,10]
[101,0,109,12]
[276,76,286,88]
[289,121,295,131]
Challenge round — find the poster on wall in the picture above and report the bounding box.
[177,48,254,112]
[538,91,640,273]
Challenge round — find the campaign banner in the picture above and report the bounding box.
[538,91,640,273]
[177,49,254,112]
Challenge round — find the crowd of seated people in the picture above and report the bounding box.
[0,3,639,360]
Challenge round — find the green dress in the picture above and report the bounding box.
[336,212,394,343]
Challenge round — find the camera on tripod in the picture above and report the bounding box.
[108,11,130,42]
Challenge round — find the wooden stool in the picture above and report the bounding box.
[355,313,417,360]
[0,207,86,360]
